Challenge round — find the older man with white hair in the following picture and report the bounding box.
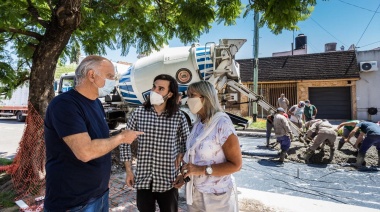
[44,55,144,211]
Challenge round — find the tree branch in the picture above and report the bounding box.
[0,27,43,41]
[26,0,49,28]
[47,0,54,12]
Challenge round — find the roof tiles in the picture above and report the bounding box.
[237,50,359,82]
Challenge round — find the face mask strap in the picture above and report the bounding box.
[162,92,171,101]
[93,72,107,88]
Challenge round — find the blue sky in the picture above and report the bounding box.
[105,0,380,63]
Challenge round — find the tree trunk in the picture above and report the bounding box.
[29,1,81,117]
[11,0,82,200]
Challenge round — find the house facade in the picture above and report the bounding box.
[227,50,360,120]
[356,49,380,122]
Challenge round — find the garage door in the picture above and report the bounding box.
[309,87,351,119]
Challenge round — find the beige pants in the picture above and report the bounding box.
[187,187,238,212]
[310,132,337,151]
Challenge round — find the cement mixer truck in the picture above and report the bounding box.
[57,39,303,139]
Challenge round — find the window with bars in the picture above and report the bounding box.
[246,82,297,117]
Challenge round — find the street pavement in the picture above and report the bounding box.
[236,136,380,211]
[1,119,380,211]
[0,117,25,159]
[106,134,380,211]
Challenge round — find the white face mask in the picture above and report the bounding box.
[187,97,203,114]
[150,91,169,106]
[95,75,116,97]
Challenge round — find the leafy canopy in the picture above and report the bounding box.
[0,0,316,97]
[245,0,316,34]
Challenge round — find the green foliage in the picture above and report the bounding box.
[0,190,16,208]
[0,158,13,165]
[244,0,317,34]
[0,170,15,208]
[55,64,77,79]
[0,174,16,208]
[249,118,267,129]
[0,0,317,100]
[0,57,29,99]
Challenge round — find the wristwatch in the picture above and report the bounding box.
[206,165,213,175]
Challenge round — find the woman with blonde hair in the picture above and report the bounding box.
[181,81,242,212]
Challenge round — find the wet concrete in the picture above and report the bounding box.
[237,136,380,210]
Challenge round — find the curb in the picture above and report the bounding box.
[237,128,267,132]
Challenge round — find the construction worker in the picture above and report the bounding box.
[273,107,293,163]
[336,120,361,150]
[346,121,380,167]
[303,100,317,122]
[277,93,290,112]
[301,119,337,163]
[304,119,323,144]
[288,101,305,129]
[266,114,275,147]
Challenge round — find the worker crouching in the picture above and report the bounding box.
[302,119,337,163]
[304,119,323,144]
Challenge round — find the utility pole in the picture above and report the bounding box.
[291,29,294,55]
[252,11,259,122]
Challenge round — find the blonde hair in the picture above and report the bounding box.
[187,81,223,123]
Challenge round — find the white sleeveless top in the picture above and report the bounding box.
[184,115,236,194]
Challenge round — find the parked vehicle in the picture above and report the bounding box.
[57,39,303,140]
[0,82,29,122]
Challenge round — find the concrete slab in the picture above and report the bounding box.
[237,187,380,212]
[239,136,279,157]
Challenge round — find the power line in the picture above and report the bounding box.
[356,2,380,47]
[359,40,380,48]
[310,17,346,46]
[338,0,380,13]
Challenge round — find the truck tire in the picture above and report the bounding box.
[16,111,26,122]
[108,121,119,130]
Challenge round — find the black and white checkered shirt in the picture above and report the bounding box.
[119,106,189,192]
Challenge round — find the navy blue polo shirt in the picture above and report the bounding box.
[44,89,110,211]
[356,121,380,136]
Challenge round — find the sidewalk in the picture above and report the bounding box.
[108,173,187,212]
[108,173,379,212]
[105,124,377,212]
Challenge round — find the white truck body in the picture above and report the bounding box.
[0,82,29,121]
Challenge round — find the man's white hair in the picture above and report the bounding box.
[75,55,112,85]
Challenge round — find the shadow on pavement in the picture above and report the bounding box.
[257,159,285,167]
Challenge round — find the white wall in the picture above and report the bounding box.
[356,49,380,122]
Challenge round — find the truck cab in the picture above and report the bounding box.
[57,73,75,95]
